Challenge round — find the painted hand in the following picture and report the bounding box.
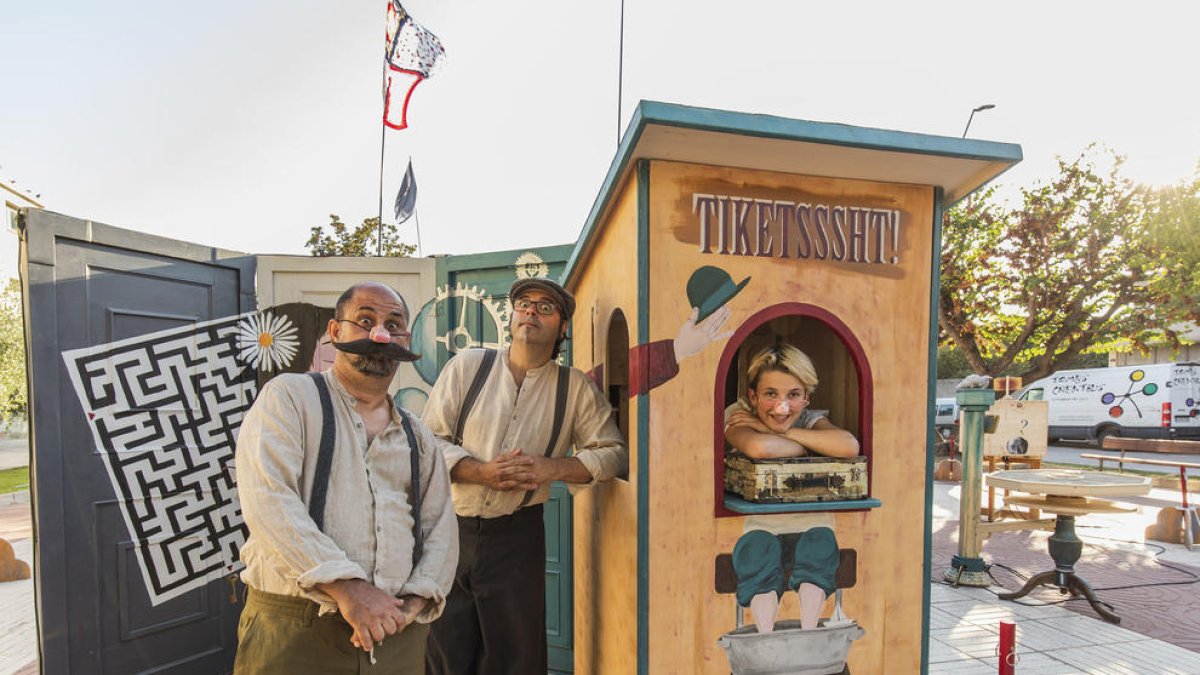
[674,306,733,362]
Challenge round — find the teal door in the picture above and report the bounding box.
[426,244,577,673]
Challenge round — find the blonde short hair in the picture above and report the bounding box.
[746,345,819,394]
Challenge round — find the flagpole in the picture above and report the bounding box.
[617,0,625,147]
[413,210,423,257]
[378,44,390,256]
[377,107,387,256]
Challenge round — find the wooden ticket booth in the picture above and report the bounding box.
[562,101,1020,674]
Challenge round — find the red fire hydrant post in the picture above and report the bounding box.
[998,621,1016,675]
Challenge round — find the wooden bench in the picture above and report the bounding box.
[1081,452,1200,550]
[1101,437,1200,454]
[715,548,856,628]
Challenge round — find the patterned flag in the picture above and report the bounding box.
[384,2,445,130]
[394,159,418,223]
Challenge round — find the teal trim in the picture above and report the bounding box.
[440,243,576,273]
[921,186,946,675]
[635,160,651,675]
[562,100,1022,288]
[635,101,1022,163]
[723,496,882,514]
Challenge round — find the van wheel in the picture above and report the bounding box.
[1094,427,1119,448]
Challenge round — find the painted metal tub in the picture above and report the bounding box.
[717,619,864,675]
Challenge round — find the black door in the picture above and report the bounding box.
[21,210,255,674]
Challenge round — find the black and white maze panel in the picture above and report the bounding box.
[61,312,281,605]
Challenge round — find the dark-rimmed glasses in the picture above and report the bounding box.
[513,298,558,316]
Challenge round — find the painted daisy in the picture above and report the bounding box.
[237,311,300,371]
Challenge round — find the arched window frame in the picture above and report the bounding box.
[712,302,879,516]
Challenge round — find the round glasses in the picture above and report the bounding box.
[513,298,558,316]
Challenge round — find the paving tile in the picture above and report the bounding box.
[977,651,1086,674]
[927,654,995,674]
[927,637,978,665]
[931,625,1004,659]
[1030,615,1152,647]
[0,547,37,675]
[1007,620,1095,653]
[1050,642,1200,675]
[929,606,962,631]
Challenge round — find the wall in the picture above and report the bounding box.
[254,255,437,408]
[569,176,640,675]
[643,160,935,674]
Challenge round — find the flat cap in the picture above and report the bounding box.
[509,277,576,320]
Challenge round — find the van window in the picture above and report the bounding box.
[936,404,955,417]
[1022,388,1044,402]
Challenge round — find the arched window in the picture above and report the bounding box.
[713,303,878,516]
[605,309,630,442]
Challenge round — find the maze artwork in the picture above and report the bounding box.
[62,313,261,605]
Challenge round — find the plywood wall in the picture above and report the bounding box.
[642,160,935,674]
[569,177,640,675]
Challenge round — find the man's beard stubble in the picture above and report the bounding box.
[349,353,399,378]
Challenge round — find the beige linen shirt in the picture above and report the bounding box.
[423,348,628,517]
[236,370,458,622]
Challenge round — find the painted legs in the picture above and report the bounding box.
[733,528,839,633]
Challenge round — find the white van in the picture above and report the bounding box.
[1016,363,1200,444]
[934,398,959,430]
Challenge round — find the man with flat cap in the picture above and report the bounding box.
[423,277,628,675]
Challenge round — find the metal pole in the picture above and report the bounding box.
[962,104,995,138]
[413,210,423,258]
[961,110,978,139]
[943,386,996,586]
[377,122,387,256]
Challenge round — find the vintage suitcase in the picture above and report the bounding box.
[724,454,868,503]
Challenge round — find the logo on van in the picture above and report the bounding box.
[1100,369,1159,419]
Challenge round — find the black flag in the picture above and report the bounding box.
[394,160,417,224]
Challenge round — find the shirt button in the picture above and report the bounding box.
[376,526,383,533]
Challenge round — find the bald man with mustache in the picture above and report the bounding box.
[234,282,458,674]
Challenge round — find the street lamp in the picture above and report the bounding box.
[961,104,996,138]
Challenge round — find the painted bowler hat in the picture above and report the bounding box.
[685,266,750,322]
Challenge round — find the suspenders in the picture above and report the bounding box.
[454,349,571,508]
[307,372,426,564]
[304,350,571,556]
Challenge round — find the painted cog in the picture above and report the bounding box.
[409,283,510,385]
[514,251,550,280]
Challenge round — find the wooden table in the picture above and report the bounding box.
[985,469,1150,624]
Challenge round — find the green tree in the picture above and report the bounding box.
[1141,168,1200,345]
[305,215,416,257]
[939,148,1196,382]
[0,278,27,423]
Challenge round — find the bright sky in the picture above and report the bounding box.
[2,1,1197,258]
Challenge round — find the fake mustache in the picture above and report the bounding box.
[333,338,420,362]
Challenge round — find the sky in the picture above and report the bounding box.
[2,0,1197,259]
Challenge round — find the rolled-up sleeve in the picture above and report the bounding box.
[567,372,628,493]
[397,417,459,622]
[236,380,366,602]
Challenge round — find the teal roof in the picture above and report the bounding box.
[561,100,1021,287]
